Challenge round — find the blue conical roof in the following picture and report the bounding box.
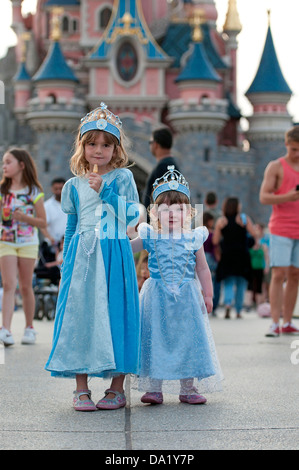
[176,41,221,83]
[13,62,31,82]
[246,26,292,95]
[33,41,78,82]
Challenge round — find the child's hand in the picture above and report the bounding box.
[204,296,213,314]
[12,208,26,222]
[89,172,103,193]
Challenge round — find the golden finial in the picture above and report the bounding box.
[267,9,271,26]
[223,0,242,33]
[51,7,64,41]
[190,9,204,43]
[20,32,31,62]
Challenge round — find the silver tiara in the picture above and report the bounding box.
[152,166,190,201]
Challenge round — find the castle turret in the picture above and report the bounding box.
[245,11,293,222]
[26,8,85,192]
[168,11,227,134]
[168,11,228,202]
[246,12,292,142]
[223,0,242,102]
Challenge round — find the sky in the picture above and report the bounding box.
[1,0,299,122]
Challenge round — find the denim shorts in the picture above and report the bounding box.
[269,234,299,268]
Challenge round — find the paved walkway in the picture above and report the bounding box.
[1,308,299,450]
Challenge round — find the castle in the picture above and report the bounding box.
[0,0,295,223]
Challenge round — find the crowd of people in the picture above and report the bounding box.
[0,103,298,412]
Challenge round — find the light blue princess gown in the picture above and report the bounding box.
[136,223,223,394]
[45,169,140,378]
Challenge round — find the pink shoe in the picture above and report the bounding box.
[179,387,207,405]
[73,390,97,412]
[141,392,163,405]
[96,389,126,410]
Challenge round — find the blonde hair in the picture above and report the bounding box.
[149,189,196,232]
[70,127,131,176]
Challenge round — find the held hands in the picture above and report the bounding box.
[89,172,103,193]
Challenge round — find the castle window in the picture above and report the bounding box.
[72,19,79,33]
[62,16,70,33]
[48,93,57,104]
[204,147,211,162]
[44,159,50,173]
[116,41,138,82]
[99,7,112,29]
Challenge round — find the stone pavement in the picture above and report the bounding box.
[1,307,299,451]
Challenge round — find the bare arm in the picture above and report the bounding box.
[195,247,213,313]
[212,216,227,245]
[260,160,299,205]
[130,236,144,254]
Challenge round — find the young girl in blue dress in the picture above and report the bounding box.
[45,103,140,411]
[131,167,223,405]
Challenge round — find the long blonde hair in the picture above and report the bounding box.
[70,127,131,176]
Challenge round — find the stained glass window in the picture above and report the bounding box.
[116,42,138,82]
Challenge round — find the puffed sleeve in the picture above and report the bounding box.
[137,222,157,253]
[193,226,209,252]
[61,178,78,215]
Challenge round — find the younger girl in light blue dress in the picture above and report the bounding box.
[131,167,223,404]
[45,103,140,411]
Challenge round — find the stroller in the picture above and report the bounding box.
[34,241,60,321]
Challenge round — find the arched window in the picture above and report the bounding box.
[99,7,112,29]
[116,42,138,82]
[72,19,79,33]
[48,93,57,104]
[62,16,69,33]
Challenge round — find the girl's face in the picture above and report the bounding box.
[84,132,116,174]
[2,152,24,179]
[157,203,188,232]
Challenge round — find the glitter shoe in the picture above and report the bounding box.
[73,390,97,412]
[96,389,126,410]
[141,392,163,405]
[179,387,207,405]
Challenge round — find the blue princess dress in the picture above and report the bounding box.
[45,169,140,378]
[135,223,223,394]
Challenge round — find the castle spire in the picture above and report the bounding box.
[246,16,292,95]
[223,0,242,34]
[176,10,220,84]
[33,7,78,82]
[246,12,292,142]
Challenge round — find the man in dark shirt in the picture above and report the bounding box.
[142,127,180,209]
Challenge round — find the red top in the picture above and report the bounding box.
[268,158,299,239]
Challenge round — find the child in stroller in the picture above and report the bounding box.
[34,238,63,320]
